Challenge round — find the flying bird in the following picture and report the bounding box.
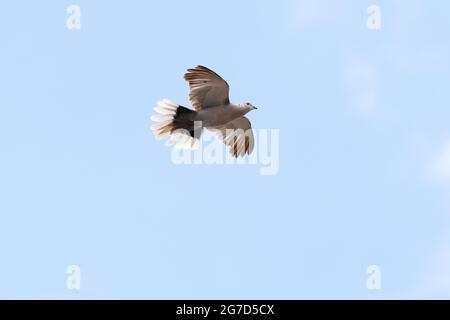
[151,66,257,157]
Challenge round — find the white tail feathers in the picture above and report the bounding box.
[166,131,200,150]
[151,99,200,150]
[153,99,178,115]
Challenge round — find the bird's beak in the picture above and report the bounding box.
[253,106,258,110]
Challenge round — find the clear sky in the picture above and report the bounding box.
[1,0,450,299]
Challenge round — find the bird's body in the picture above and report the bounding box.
[195,103,247,127]
[151,66,257,157]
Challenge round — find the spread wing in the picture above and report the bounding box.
[210,117,255,158]
[184,65,230,110]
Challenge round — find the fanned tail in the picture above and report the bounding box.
[151,99,201,149]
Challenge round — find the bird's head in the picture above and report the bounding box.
[240,102,258,112]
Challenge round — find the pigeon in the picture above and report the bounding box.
[151,66,257,157]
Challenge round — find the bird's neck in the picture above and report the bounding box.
[230,104,249,117]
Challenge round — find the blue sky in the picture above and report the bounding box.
[1,0,450,299]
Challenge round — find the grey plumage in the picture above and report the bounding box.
[151,66,257,157]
